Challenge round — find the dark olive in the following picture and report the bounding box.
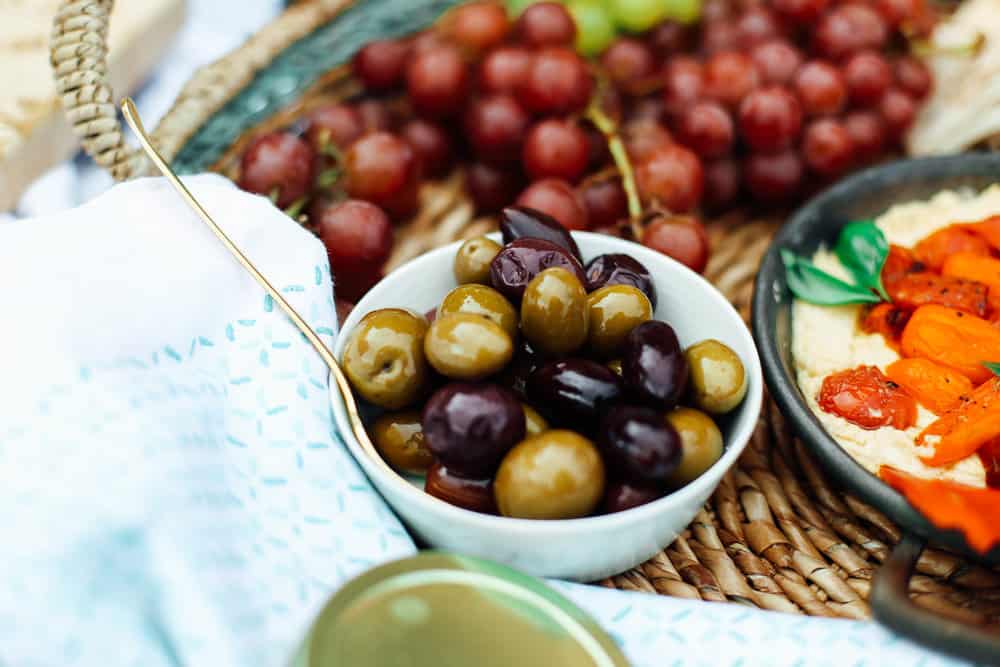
[499,206,582,261]
[685,339,748,414]
[521,267,589,356]
[665,407,724,487]
[438,284,518,338]
[454,236,502,285]
[424,313,513,380]
[498,340,543,399]
[425,462,497,514]
[601,481,664,514]
[494,430,605,519]
[585,253,657,308]
[527,358,624,426]
[425,307,438,323]
[422,382,525,477]
[622,321,689,410]
[371,410,434,473]
[343,308,429,409]
[586,285,652,357]
[489,238,587,304]
[598,405,682,485]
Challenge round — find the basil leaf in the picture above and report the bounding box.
[782,249,882,305]
[984,362,1000,377]
[835,220,890,301]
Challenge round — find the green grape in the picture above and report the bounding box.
[567,0,617,56]
[505,0,537,16]
[664,0,701,24]
[606,0,669,32]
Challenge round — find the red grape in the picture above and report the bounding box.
[642,215,710,273]
[744,149,804,201]
[466,162,523,213]
[813,5,888,59]
[584,126,611,169]
[353,39,410,91]
[662,56,705,119]
[516,47,593,115]
[703,51,761,108]
[843,110,885,163]
[802,118,855,177]
[400,119,454,178]
[239,132,315,208]
[793,61,847,116]
[646,21,694,57]
[356,99,394,132]
[478,46,532,95]
[676,101,734,158]
[406,45,469,118]
[702,0,734,22]
[602,39,657,92]
[750,40,804,85]
[843,50,892,106]
[738,86,803,152]
[319,199,393,301]
[635,145,705,213]
[522,119,590,182]
[464,95,530,164]
[446,1,510,53]
[701,19,741,55]
[622,118,674,162]
[772,0,829,24]
[875,0,920,27]
[516,179,589,230]
[703,157,742,210]
[580,178,628,229]
[344,132,420,216]
[627,97,665,124]
[736,7,783,48]
[306,104,364,151]
[894,56,932,100]
[879,87,917,138]
[516,1,576,47]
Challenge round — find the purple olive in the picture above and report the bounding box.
[498,340,543,400]
[489,238,586,304]
[425,462,497,514]
[602,481,665,514]
[500,206,582,261]
[527,358,624,426]
[422,383,526,478]
[622,321,688,410]
[585,254,657,308]
[598,405,681,484]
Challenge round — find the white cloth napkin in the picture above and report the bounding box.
[0,176,969,667]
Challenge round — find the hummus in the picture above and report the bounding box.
[793,186,1000,488]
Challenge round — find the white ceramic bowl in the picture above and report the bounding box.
[331,232,763,581]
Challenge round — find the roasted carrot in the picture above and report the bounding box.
[881,244,924,293]
[917,377,1000,466]
[941,252,1000,318]
[880,465,1000,554]
[889,272,988,317]
[885,358,973,414]
[961,214,1000,252]
[913,225,992,271]
[901,305,1000,384]
[861,303,911,346]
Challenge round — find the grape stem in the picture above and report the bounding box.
[585,94,643,230]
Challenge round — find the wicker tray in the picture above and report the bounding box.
[52,0,1000,626]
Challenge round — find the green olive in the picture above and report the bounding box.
[494,430,605,519]
[685,339,748,414]
[522,404,548,437]
[586,285,652,357]
[438,284,518,338]
[371,410,434,474]
[343,308,428,409]
[520,267,588,356]
[454,236,502,285]
[424,313,514,380]
[607,359,623,376]
[665,407,724,487]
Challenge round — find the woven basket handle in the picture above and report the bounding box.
[50,0,141,180]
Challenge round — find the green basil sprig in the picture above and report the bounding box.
[984,362,1000,377]
[782,220,890,306]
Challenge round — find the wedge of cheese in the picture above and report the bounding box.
[0,0,185,211]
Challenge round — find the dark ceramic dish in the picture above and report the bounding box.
[752,153,1000,665]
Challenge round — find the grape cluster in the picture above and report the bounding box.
[235,0,935,310]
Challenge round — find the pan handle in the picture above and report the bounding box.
[871,532,1000,665]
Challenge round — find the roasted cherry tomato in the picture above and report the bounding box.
[913,226,992,272]
[818,365,917,430]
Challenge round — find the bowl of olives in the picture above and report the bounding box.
[331,207,762,581]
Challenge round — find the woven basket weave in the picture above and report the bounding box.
[52,0,1000,625]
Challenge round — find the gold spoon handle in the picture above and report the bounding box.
[119,98,394,476]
